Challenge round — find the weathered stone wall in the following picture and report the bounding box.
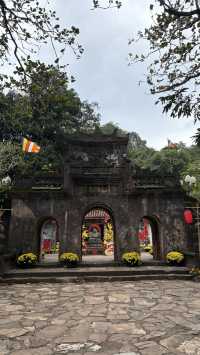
[128,190,187,259]
[8,191,138,261]
[0,211,11,273]
[63,194,138,261]
[8,187,188,263]
[0,222,6,256]
[8,192,66,257]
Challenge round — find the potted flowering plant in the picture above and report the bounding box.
[59,252,79,267]
[190,267,200,280]
[17,253,37,268]
[166,251,185,266]
[122,251,141,266]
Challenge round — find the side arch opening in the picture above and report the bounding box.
[139,215,161,262]
[38,218,59,263]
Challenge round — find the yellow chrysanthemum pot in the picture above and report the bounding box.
[122,251,141,266]
[60,252,79,267]
[17,253,37,268]
[166,251,184,266]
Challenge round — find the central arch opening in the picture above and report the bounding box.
[81,207,115,265]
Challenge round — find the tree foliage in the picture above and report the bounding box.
[130,0,200,135]
[92,0,122,9]
[128,146,155,170]
[2,60,100,142]
[100,121,126,135]
[145,145,190,176]
[0,141,23,179]
[0,0,121,71]
[128,136,200,199]
[0,60,101,177]
[128,132,147,150]
[129,139,191,176]
[100,122,147,151]
[181,144,200,199]
[0,0,82,70]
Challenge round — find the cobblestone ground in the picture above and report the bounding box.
[1,280,200,355]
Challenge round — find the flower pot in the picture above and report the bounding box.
[122,252,141,267]
[60,252,79,268]
[123,261,140,267]
[167,260,185,267]
[65,262,78,268]
[17,263,36,269]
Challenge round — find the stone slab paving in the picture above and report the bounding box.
[0,280,200,354]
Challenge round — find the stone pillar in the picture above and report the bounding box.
[0,212,7,275]
[64,165,73,195]
[114,199,140,262]
[62,201,82,259]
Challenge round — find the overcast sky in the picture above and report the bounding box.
[40,0,198,149]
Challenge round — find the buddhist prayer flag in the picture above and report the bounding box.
[22,138,40,153]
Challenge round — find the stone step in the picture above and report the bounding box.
[82,261,167,267]
[3,265,190,280]
[37,261,117,268]
[0,273,193,284]
[37,260,167,268]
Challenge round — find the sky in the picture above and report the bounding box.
[40,0,198,149]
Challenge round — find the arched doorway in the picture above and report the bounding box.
[138,215,161,262]
[81,207,115,264]
[39,218,59,263]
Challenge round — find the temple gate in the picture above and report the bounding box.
[6,133,196,264]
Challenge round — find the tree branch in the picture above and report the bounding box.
[153,70,200,93]
[0,0,23,69]
[162,0,200,17]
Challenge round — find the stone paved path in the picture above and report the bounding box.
[1,280,200,355]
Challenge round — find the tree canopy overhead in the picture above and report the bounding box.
[129,0,200,128]
[0,0,82,71]
[0,0,120,72]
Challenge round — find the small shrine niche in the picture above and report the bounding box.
[82,208,114,258]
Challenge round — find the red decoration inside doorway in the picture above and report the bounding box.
[184,209,193,224]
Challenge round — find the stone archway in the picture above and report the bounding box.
[81,205,116,264]
[8,133,194,268]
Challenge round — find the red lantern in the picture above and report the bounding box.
[184,209,193,224]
